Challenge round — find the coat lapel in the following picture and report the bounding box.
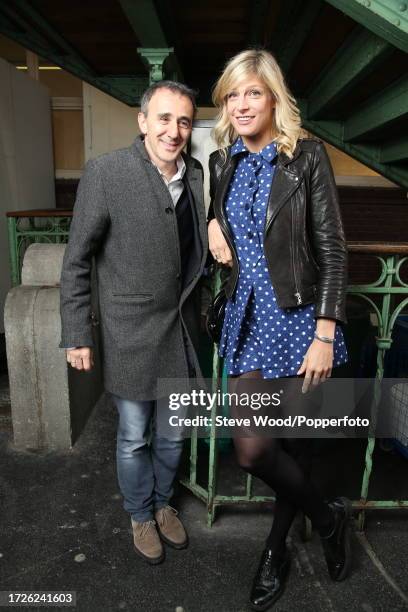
[264,163,303,232]
[130,136,175,210]
[185,161,207,256]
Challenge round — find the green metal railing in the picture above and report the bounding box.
[181,242,408,527]
[347,242,408,530]
[6,214,408,529]
[7,210,72,286]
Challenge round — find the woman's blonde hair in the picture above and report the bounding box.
[212,49,303,158]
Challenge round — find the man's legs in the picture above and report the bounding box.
[151,402,188,548]
[112,394,155,522]
[111,394,188,557]
[151,407,184,511]
[112,394,165,563]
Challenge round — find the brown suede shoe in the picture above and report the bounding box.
[155,506,188,549]
[131,519,164,564]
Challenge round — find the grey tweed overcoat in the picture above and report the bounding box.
[60,136,208,400]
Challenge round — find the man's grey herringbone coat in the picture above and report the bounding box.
[60,137,208,400]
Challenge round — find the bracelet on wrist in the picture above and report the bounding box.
[314,331,334,344]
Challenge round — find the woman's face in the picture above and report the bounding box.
[226,75,275,151]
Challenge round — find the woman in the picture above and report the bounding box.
[208,49,351,611]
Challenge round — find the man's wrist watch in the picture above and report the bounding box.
[314,331,334,344]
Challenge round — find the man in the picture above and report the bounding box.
[60,81,207,564]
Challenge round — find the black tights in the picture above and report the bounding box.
[230,370,334,555]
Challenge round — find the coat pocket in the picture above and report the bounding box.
[111,293,153,303]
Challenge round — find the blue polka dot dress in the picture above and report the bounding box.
[219,138,348,378]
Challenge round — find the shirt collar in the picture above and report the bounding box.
[154,155,186,183]
[259,141,278,163]
[231,137,278,163]
[231,137,247,157]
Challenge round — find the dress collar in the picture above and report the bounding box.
[231,137,278,163]
[230,137,248,157]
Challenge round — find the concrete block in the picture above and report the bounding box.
[21,243,66,286]
[4,245,102,451]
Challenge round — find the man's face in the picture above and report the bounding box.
[138,88,194,168]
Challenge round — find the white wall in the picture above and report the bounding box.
[83,83,140,161]
[0,57,55,332]
[190,119,217,212]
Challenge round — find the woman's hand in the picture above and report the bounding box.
[297,340,333,393]
[297,317,336,392]
[208,219,233,267]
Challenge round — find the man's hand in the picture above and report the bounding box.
[66,347,94,371]
[208,218,233,267]
[297,340,333,394]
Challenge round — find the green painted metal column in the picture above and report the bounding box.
[137,48,174,84]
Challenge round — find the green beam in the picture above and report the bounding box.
[0,17,142,105]
[271,0,303,56]
[380,134,408,163]
[278,0,323,72]
[247,0,270,45]
[325,0,408,53]
[308,28,392,118]
[154,0,187,80]
[119,0,167,46]
[102,76,149,100]
[3,0,95,75]
[118,0,183,80]
[271,0,322,71]
[299,98,408,188]
[0,5,54,54]
[344,74,408,141]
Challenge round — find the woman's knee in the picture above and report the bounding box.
[234,441,276,473]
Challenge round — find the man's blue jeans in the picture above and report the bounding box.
[111,394,184,523]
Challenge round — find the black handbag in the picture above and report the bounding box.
[206,289,227,344]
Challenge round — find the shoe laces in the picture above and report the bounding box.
[139,520,156,539]
[158,505,178,528]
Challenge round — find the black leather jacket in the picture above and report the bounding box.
[208,139,348,324]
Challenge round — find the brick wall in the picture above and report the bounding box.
[339,187,408,285]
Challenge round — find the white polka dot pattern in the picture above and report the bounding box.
[219,138,348,378]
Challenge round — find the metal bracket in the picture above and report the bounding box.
[137,47,174,83]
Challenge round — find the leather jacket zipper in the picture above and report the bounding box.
[291,206,302,305]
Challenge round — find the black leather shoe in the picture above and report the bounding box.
[250,547,291,611]
[320,497,352,581]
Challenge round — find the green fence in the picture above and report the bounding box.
[7,210,72,286]
[6,211,408,529]
[182,242,408,527]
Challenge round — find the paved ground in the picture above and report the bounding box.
[1,391,408,612]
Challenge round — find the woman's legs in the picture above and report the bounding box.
[265,438,314,554]
[229,370,352,608]
[230,370,334,555]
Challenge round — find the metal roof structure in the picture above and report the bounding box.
[0,0,407,187]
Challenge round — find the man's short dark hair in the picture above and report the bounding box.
[140,80,198,116]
